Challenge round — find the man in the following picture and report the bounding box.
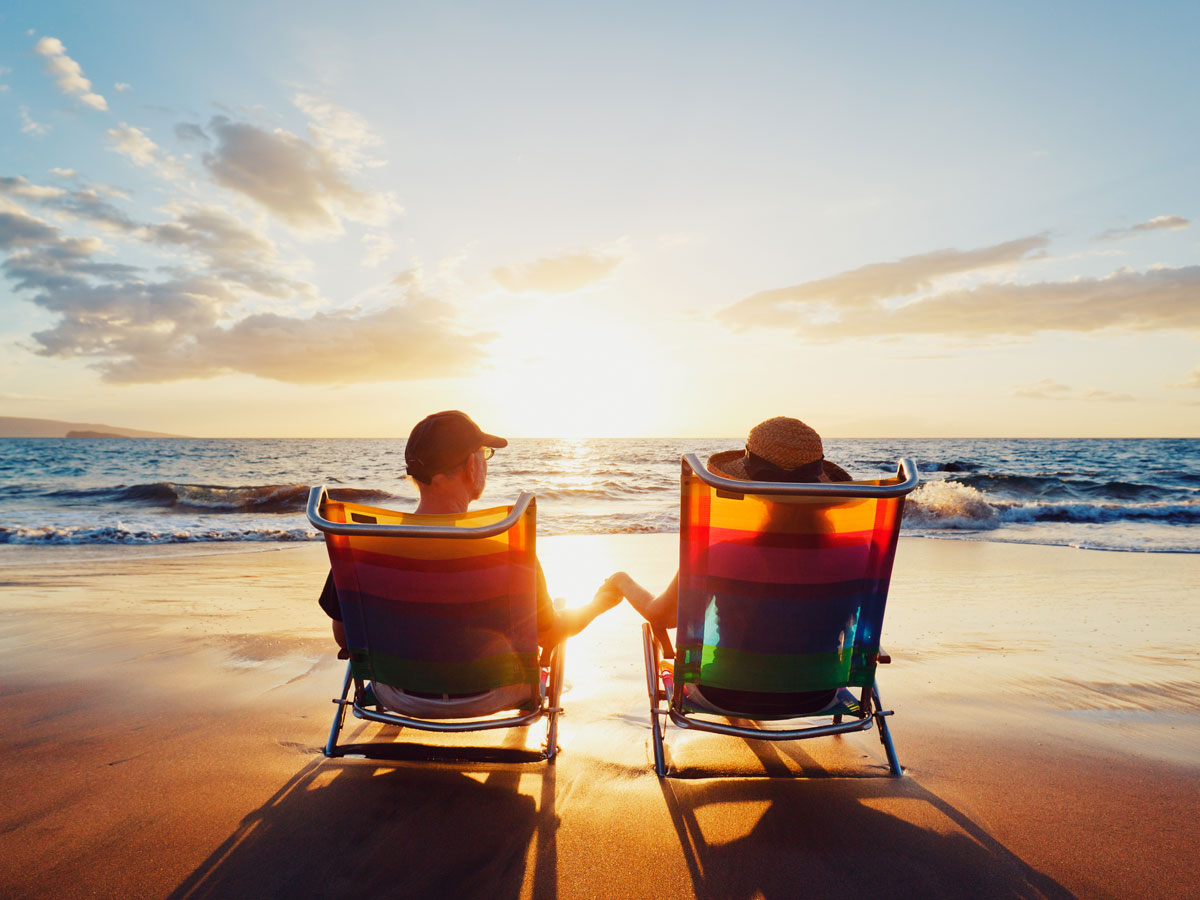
[319,410,620,655]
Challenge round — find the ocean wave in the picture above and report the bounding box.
[904,480,1200,529]
[0,523,320,545]
[954,472,1186,502]
[44,483,396,514]
[904,481,1001,529]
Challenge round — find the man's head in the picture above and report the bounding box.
[405,411,508,502]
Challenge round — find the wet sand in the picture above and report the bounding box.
[0,535,1197,899]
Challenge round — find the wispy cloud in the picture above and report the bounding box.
[719,234,1200,339]
[114,82,131,93]
[19,106,49,136]
[33,36,107,111]
[293,92,386,171]
[1013,379,1134,402]
[1098,215,1189,241]
[196,115,393,234]
[361,232,395,268]
[174,122,208,144]
[1012,378,1071,399]
[492,248,623,293]
[0,176,137,232]
[1169,367,1200,390]
[720,235,1049,330]
[106,123,183,179]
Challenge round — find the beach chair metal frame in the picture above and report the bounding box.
[644,455,918,777]
[308,486,564,761]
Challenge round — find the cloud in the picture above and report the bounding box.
[2,233,140,293]
[174,122,209,143]
[49,167,79,179]
[1098,215,1190,241]
[114,82,131,93]
[293,93,385,171]
[0,210,60,249]
[19,106,49,136]
[199,115,391,234]
[0,176,66,202]
[33,36,107,111]
[492,249,624,293]
[0,176,137,232]
[146,204,314,299]
[721,235,1049,329]
[361,232,395,268]
[719,233,1200,339]
[106,123,183,179]
[1169,367,1200,390]
[0,392,50,402]
[1013,378,1071,399]
[0,191,484,385]
[105,298,493,384]
[27,268,489,385]
[1013,380,1134,403]
[2,172,316,300]
[1082,389,1134,403]
[816,266,1200,338]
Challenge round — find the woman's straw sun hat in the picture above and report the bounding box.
[708,417,851,483]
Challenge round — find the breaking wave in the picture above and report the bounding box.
[46,483,396,514]
[0,523,320,545]
[904,480,1200,530]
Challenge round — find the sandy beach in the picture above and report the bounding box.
[1,534,1197,899]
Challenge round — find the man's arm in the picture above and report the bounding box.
[319,571,349,655]
[535,563,621,649]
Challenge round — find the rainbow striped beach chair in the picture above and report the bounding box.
[307,487,564,760]
[643,454,919,776]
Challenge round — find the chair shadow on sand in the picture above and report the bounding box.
[659,737,1078,900]
[167,726,559,900]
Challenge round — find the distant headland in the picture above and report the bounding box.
[0,417,184,438]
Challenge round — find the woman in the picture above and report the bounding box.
[601,415,852,629]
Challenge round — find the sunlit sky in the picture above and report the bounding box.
[1,2,1197,437]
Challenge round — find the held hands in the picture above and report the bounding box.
[592,575,624,613]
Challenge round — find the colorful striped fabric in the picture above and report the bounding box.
[676,466,906,708]
[321,498,541,705]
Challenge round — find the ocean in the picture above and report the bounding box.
[0,437,1196,552]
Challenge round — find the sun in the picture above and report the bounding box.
[474,299,674,437]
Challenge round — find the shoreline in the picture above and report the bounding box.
[2,526,1198,563]
[1,534,1197,898]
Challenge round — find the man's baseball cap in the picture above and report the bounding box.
[404,410,508,483]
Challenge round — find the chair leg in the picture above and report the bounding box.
[871,683,902,775]
[325,661,353,757]
[543,640,565,760]
[643,623,668,777]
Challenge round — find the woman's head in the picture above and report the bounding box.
[707,416,851,483]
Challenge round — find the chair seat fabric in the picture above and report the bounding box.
[372,680,539,719]
[681,684,862,720]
